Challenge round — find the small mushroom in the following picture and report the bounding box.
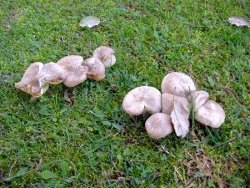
[38,62,66,84]
[93,46,116,67]
[145,113,173,140]
[189,90,209,111]
[195,100,225,128]
[122,86,161,116]
[161,72,196,98]
[161,93,189,115]
[15,62,49,98]
[57,55,88,87]
[83,57,105,81]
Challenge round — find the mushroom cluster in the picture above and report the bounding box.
[122,72,226,140]
[15,46,116,99]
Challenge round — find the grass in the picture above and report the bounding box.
[0,0,249,187]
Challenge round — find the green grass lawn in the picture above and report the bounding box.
[0,0,249,187]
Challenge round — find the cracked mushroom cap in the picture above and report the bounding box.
[161,72,196,98]
[38,62,66,85]
[122,86,161,116]
[15,62,49,98]
[93,46,116,67]
[145,113,173,139]
[189,90,209,112]
[161,93,189,115]
[195,100,225,128]
[83,57,105,81]
[57,55,88,87]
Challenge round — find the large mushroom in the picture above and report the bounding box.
[195,100,225,128]
[122,86,161,116]
[145,113,173,139]
[15,62,49,98]
[161,72,196,98]
[57,55,88,87]
[83,57,105,81]
[38,62,66,85]
[93,46,116,67]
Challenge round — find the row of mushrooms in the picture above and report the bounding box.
[15,46,116,99]
[122,72,226,139]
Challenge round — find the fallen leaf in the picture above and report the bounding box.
[170,96,190,138]
[228,16,250,28]
[79,16,100,28]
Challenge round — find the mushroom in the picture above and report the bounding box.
[57,55,84,65]
[93,46,116,67]
[122,86,161,116]
[189,90,209,111]
[15,62,49,98]
[161,72,196,98]
[83,57,105,81]
[57,55,88,87]
[38,62,66,85]
[195,100,225,128]
[161,93,189,115]
[145,113,173,139]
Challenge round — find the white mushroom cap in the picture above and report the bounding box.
[161,72,196,98]
[122,86,161,116]
[57,55,88,87]
[57,55,84,66]
[161,93,189,115]
[189,90,209,111]
[15,62,49,98]
[195,100,226,128]
[93,46,116,67]
[38,62,66,84]
[83,57,105,81]
[145,113,173,139]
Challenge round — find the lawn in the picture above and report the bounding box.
[0,0,249,187]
